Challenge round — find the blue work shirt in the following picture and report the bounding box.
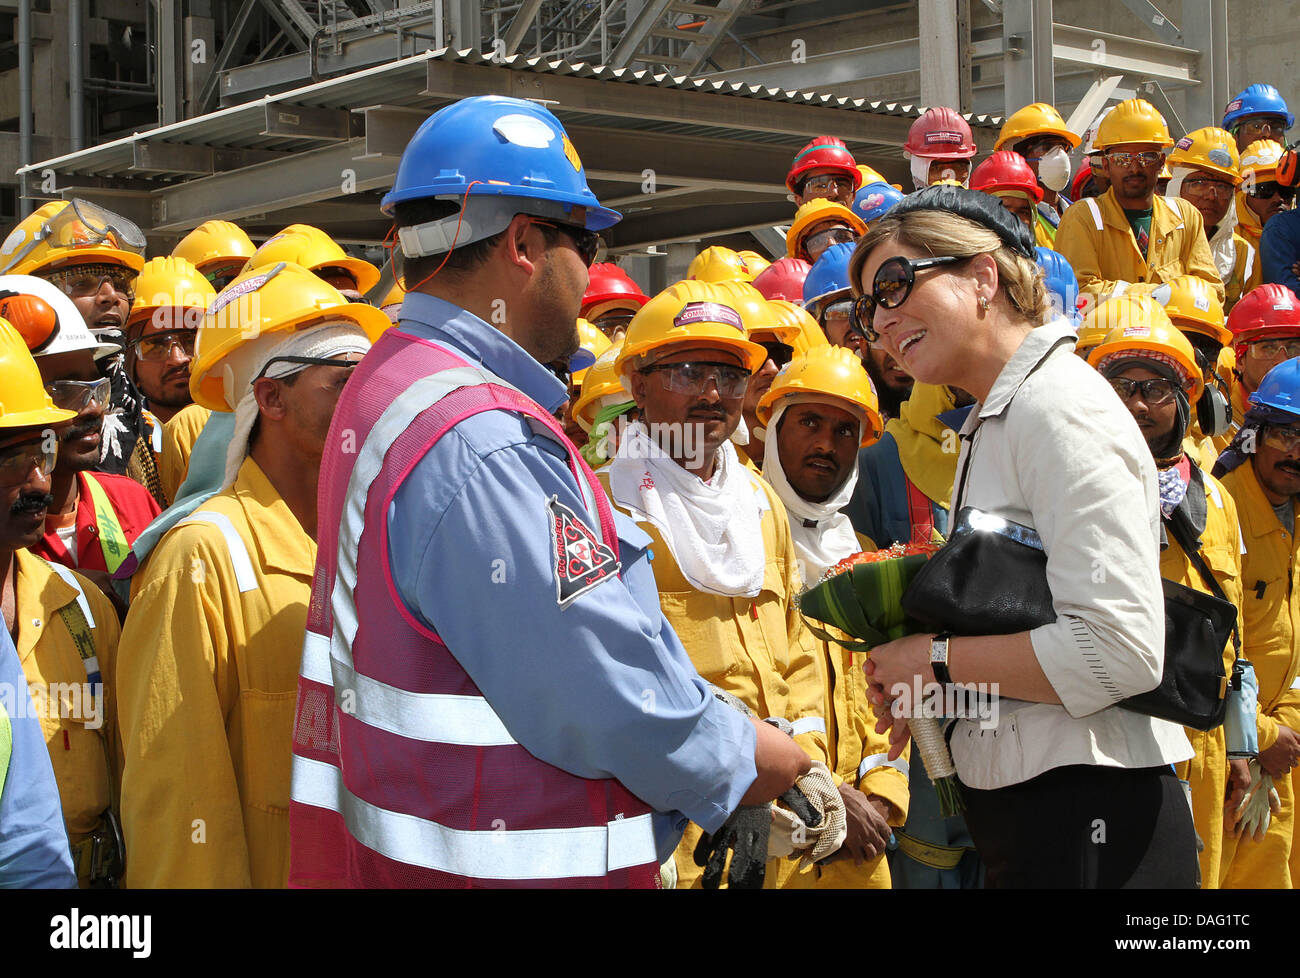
[0,626,76,888]
[387,293,757,860]
[1261,208,1300,295]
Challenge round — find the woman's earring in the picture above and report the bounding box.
[978,294,990,311]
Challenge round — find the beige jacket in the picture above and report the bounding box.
[948,318,1192,789]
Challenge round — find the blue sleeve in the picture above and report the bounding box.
[0,630,76,888]
[1262,211,1300,294]
[387,415,757,851]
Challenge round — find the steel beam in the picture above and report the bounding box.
[130,141,292,175]
[197,0,260,115]
[604,200,796,249]
[262,0,316,48]
[1063,74,1123,142]
[262,102,366,141]
[679,0,750,76]
[354,104,431,160]
[608,0,673,69]
[1053,24,1197,86]
[1179,0,1228,135]
[219,27,409,102]
[1117,0,1182,44]
[424,60,924,147]
[919,0,961,108]
[502,0,545,54]
[1138,80,1185,139]
[1000,0,1053,114]
[151,138,398,230]
[702,38,922,89]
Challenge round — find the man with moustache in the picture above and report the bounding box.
[0,319,123,887]
[604,279,845,888]
[0,276,159,602]
[1213,356,1300,888]
[1055,99,1224,307]
[756,345,910,889]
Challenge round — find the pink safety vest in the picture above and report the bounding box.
[289,327,660,888]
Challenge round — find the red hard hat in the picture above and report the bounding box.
[1069,164,1095,201]
[786,137,862,194]
[969,151,1043,202]
[751,257,812,302]
[904,107,977,160]
[581,262,650,316]
[1227,284,1300,348]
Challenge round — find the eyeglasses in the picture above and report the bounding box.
[1108,376,1179,405]
[1105,151,1164,168]
[1239,119,1289,138]
[849,255,967,342]
[1263,425,1300,453]
[251,355,360,383]
[804,226,858,257]
[758,340,795,367]
[131,330,196,362]
[46,264,137,301]
[642,361,750,399]
[800,174,855,194]
[45,377,111,412]
[529,219,600,267]
[0,439,57,488]
[1248,181,1297,203]
[1182,177,1236,199]
[821,300,853,324]
[593,313,635,337]
[1249,338,1300,360]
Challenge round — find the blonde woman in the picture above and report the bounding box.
[856,185,1198,888]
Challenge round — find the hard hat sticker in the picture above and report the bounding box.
[1175,136,1194,151]
[673,301,744,333]
[1121,324,1152,338]
[493,114,557,149]
[0,229,25,256]
[1194,296,1210,311]
[925,131,963,145]
[207,262,285,316]
[562,135,582,172]
[1208,148,1234,168]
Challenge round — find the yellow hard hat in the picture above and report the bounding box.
[190,261,390,412]
[711,280,782,338]
[573,338,630,432]
[687,246,752,283]
[246,224,380,294]
[1216,346,1235,390]
[786,199,867,260]
[767,299,829,356]
[572,317,613,385]
[1094,99,1174,150]
[170,220,256,275]
[856,164,888,186]
[995,102,1081,152]
[127,256,216,334]
[1158,276,1230,345]
[0,317,78,429]
[756,343,882,446]
[380,278,406,313]
[1167,127,1241,183]
[737,250,772,278]
[616,279,767,377]
[1239,139,1284,184]
[1086,296,1204,401]
[0,199,146,276]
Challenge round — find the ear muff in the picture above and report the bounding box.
[1197,375,1232,438]
[1279,143,1300,189]
[0,289,60,353]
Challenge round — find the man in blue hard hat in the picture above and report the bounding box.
[1222,84,1293,154]
[288,95,811,888]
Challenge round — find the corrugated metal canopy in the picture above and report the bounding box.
[19,47,1002,251]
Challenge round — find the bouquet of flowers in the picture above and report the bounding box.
[798,541,964,815]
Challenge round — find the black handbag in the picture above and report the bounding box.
[900,435,1239,730]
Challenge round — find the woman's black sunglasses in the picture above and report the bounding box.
[849,255,968,342]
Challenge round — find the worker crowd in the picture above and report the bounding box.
[1,80,1300,890]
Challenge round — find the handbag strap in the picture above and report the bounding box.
[1164,504,1241,657]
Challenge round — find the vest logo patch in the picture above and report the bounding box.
[548,495,619,608]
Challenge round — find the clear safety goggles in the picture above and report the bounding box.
[45,377,111,412]
[8,199,146,272]
[0,437,58,487]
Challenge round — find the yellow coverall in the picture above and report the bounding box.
[806,625,910,888]
[1221,231,1262,314]
[117,457,315,888]
[598,469,830,889]
[1159,468,1242,888]
[12,549,122,884]
[1054,188,1225,305]
[1218,459,1300,888]
[158,402,213,504]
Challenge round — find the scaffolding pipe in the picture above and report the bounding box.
[69,0,85,150]
[18,0,32,216]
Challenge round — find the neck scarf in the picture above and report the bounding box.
[760,400,861,583]
[608,420,768,596]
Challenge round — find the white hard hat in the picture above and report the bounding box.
[0,274,119,360]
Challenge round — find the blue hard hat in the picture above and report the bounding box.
[1222,84,1294,132]
[381,96,620,231]
[851,181,905,226]
[1035,246,1081,325]
[802,240,856,315]
[1249,357,1300,415]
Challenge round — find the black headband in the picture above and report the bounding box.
[886,184,1038,260]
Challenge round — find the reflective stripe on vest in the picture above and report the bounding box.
[82,474,130,573]
[177,512,258,593]
[1243,240,1257,283]
[291,328,657,887]
[789,716,826,736]
[44,561,101,695]
[1084,197,1104,231]
[858,751,910,782]
[0,702,10,797]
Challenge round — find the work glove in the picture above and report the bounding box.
[694,805,773,889]
[768,761,848,869]
[1233,758,1281,843]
